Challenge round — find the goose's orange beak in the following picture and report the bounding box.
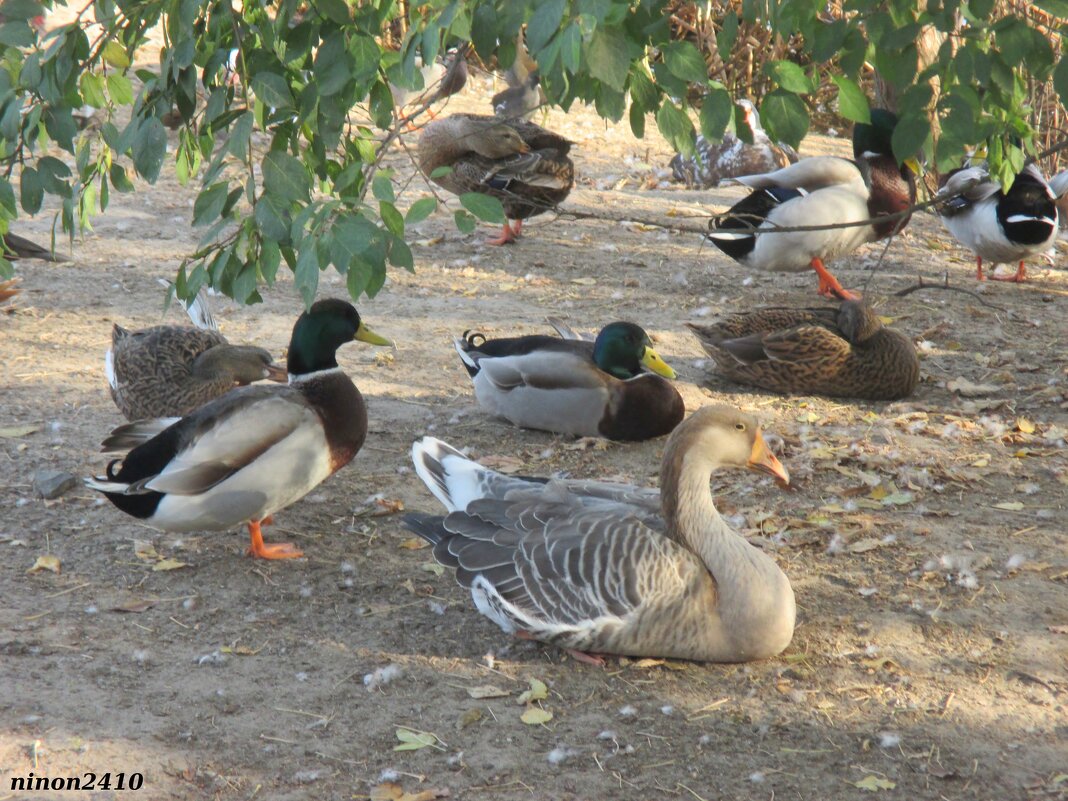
[748,429,789,485]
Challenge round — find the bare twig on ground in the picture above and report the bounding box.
[894,273,1008,311]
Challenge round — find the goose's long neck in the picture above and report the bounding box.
[661,450,768,578]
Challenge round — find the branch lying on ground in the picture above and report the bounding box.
[894,273,1009,311]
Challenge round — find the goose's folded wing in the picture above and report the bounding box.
[441,498,688,627]
[143,389,314,495]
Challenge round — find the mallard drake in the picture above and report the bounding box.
[87,299,390,560]
[455,321,684,440]
[687,298,919,400]
[418,113,574,245]
[403,405,794,663]
[936,162,1060,283]
[670,100,798,189]
[707,109,917,300]
[491,71,542,121]
[106,289,285,421]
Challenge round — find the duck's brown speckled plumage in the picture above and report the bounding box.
[108,324,279,420]
[687,300,919,401]
[418,113,573,221]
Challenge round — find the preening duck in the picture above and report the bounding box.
[403,405,795,663]
[670,99,798,188]
[87,299,390,560]
[936,162,1061,283]
[708,109,917,300]
[418,114,574,245]
[454,321,683,441]
[687,298,919,401]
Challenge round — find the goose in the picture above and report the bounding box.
[418,113,574,245]
[687,298,919,400]
[708,109,917,300]
[87,299,390,560]
[403,405,795,663]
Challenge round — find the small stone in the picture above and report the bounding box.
[33,469,78,499]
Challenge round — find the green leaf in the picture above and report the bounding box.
[314,32,355,96]
[470,4,497,59]
[20,166,42,214]
[526,0,566,53]
[662,41,708,84]
[131,118,168,183]
[759,90,808,148]
[102,41,131,69]
[389,236,413,271]
[379,201,404,237]
[454,209,476,234]
[831,76,870,123]
[588,28,630,91]
[106,74,133,105]
[109,164,135,193]
[767,61,814,94]
[80,73,106,108]
[891,114,930,165]
[430,165,453,179]
[0,0,42,21]
[628,102,645,138]
[656,99,695,155]
[628,63,659,111]
[404,196,437,225]
[459,192,505,224]
[193,182,229,227]
[262,151,310,203]
[251,72,294,110]
[294,244,320,308]
[699,89,733,141]
[372,173,395,202]
[1054,59,1068,110]
[254,194,291,243]
[1034,0,1068,14]
[394,728,437,751]
[347,257,371,298]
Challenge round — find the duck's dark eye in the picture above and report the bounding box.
[735,423,746,431]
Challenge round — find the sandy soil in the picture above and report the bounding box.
[1,67,1067,801]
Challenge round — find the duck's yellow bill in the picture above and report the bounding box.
[904,157,922,176]
[748,429,790,485]
[355,322,392,346]
[641,346,677,379]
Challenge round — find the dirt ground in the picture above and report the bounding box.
[2,57,1067,801]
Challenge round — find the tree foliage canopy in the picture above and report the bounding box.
[0,0,1063,303]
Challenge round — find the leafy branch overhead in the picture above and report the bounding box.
[0,0,1064,301]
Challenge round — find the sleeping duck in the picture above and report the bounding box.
[708,109,917,300]
[106,320,286,420]
[936,162,1061,282]
[403,405,795,663]
[670,99,798,188]
[87,299,390,560]
[455,321,683,441]
[687,298,919,401]
[417,114,574,245]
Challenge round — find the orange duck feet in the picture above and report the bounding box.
[246,520,302,560]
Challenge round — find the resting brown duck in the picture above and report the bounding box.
[106,293,288,420]
[417,114,574,245]
[686,299,919,401]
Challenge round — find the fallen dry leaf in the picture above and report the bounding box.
[457,707,483,729]
[478,455,525,473]
[516,678,548,705]
[1016,417,1036,434]
[133,540,160,561]
[992,501,1025,512]
[27,554,60,575]
[394,728,438,751]
[398,537,430,551]
[110,599,158,614]
[855,775,896,792]
[0,424,39,438]
[520,706,553,725]
[372,498,405,516]
[1048,625,1068,634]
[466,684,510,699]
[152,558,189,572]
[371,782,451,801]
[947,377,1000,397]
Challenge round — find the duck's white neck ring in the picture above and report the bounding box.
[289,366,344,383]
